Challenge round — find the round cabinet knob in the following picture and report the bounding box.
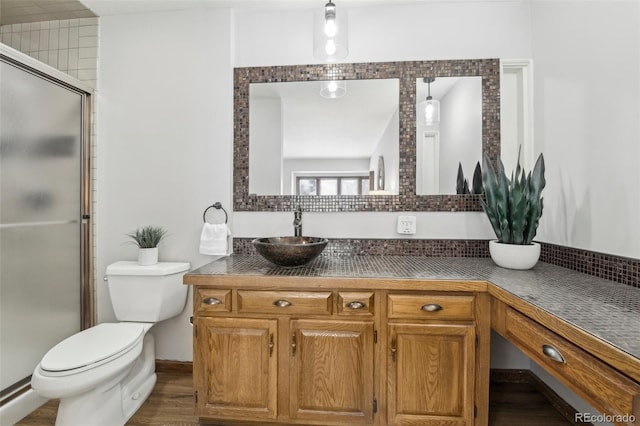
[421,303,443,312]
[347,301,366,310]
[273,299,292,308]
[203,297,222,305]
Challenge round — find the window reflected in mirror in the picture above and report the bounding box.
[297,175,370,195]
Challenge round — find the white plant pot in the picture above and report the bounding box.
[489,240,540,270]
[138,247,158,266]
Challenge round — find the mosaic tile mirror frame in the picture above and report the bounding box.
[233,58,500,212]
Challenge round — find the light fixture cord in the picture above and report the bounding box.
[425,77,434,100]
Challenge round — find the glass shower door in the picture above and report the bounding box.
[0,57,86,398]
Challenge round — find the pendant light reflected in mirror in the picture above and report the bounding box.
[418,77,440,126]
[320,80,347,98]
[313,0,348,62]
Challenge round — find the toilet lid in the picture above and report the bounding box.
[40,323,145,373]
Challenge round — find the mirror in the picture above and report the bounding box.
[415,76,482,195]
[249,79,399,196]
[234,59,500,212]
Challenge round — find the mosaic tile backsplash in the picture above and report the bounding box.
[233,238,639,288]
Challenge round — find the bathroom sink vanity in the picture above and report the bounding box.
[184,256,640,426]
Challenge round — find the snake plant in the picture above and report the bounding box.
[457,161,483,195]
[127,225,167,248]
[481,151,545,245]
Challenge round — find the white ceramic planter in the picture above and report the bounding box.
[489,240,540,270]
[138,247,158,266]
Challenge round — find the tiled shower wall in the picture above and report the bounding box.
[1,18,98,85]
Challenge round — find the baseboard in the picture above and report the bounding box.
[155,360,193,374]
[490,369,589,425]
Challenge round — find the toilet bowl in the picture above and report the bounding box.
[31,261,190,426]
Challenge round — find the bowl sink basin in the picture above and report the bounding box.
[252,236,328,267]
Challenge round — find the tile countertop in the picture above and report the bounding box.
[186,255,640,365]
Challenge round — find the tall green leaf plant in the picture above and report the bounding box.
[481,150,545,245]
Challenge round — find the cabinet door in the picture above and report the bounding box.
[194,317,277,420]
[388,323,475,426]
[290,319,375,424]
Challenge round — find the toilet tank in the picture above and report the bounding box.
[106,261,191,322]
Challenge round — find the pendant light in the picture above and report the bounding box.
[418,77,440,126]
[320,80,347,98]
[313,1,348,62]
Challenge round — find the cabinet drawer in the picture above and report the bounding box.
[387,294,474,320]
[196,288,231,314]
[506,308,640,421]
[238,290,333,315]
[338,292,375,316]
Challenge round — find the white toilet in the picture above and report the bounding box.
[31,261,190,426]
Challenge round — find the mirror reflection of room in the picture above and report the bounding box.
[415,76,482,195]
[248,78,399,196]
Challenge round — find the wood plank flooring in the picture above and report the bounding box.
[17,371,572,425]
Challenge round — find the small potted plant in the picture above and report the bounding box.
[481,150,545,269]
[127,225,167,265]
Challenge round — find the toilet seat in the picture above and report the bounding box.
[40,323,145,377]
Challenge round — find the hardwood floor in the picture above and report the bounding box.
[17,371,573,425]
[489,381,573,425]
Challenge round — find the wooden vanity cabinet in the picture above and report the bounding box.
[193,316,278,420]
[191,285,489,426]
[386,293,480,426]
[290,319,375,423]
[193,287,376,425]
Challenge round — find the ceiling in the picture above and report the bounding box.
[0,0,96,25]
[0,0,459,25]
[79,0,440,17]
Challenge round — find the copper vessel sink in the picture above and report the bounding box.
[252,236,328,267]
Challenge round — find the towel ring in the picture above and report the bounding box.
[203,202,228,224]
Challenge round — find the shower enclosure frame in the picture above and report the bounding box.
[0,43,93,412]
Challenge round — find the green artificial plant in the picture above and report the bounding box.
[481,150,545,245]
[127,225,167,248]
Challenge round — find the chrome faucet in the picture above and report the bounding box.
[293,205,303,237]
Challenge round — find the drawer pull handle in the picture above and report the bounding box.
[273,299,292,308]
[347,301,366,310]
[542,344,566,364]
[203,297,222,305]
[421,303,443,312]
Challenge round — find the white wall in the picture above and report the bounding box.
[97,9,232,360]
[531,1,640,259]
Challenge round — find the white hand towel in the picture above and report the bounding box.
[199,223,229,255]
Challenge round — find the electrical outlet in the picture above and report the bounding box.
[397,215,417,235]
